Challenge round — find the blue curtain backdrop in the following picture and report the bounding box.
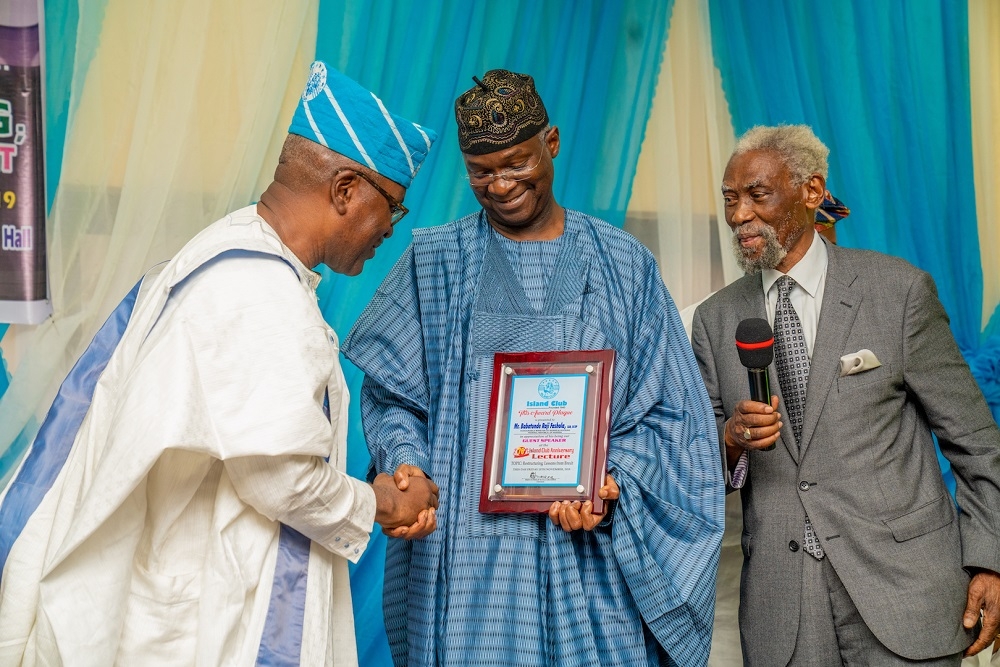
[311,0,672,662]
[707,0,997,493]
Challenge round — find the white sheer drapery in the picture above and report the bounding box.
[625,0,739,312]
[969,0,1000,331]
[0,0,318,485]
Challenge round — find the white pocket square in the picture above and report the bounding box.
[839,349,881,377]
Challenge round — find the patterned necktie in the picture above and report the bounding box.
[773,275,825,560]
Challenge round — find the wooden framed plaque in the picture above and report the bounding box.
[479,349,615,514]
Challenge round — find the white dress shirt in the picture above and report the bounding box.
[762,230,828,358]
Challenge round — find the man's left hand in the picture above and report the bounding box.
[548,474,619,532]
[384,464,437,540]
[962,569,1000,656]
[384,507,436,540]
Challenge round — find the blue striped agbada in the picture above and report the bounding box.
[343,209,724,666]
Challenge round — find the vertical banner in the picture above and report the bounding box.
[0,0,50,324]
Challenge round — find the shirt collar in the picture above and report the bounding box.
[258,217,322,291]
[761,229,827,297]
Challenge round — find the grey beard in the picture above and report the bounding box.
[730,222,787,275]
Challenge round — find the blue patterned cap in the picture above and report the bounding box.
[288,61,437,189]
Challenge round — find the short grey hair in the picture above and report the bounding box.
[731,125,829,185]
[277,133,387,192]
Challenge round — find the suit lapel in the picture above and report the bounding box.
[737,276,800,465]
[799,243,860,457]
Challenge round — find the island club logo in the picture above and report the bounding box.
[0,99,27,175]
[537,378,560,400]
[528,471,555,482]
[513,446,529,458]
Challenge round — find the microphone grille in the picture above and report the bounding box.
[735,318,774,368]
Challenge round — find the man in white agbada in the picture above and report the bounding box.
[0,61,439,666]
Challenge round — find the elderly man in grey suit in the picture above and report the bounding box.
[691,124,1000,666]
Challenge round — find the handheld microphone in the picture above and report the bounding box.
[735,318,776,450]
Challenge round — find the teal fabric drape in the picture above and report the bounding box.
[312,1,672,662]
[43,0,88,212]
[708,0,994,493]
[0,324,7,398]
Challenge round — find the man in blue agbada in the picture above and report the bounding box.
[0,62,439,666]
[342,69,725,666]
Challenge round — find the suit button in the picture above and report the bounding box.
[789,540,800,552]
[799,481,810,491]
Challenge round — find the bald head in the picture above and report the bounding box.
[275,134,351,193]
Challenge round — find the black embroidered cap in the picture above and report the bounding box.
[455,69,549,155]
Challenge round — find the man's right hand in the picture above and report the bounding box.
[372,470,438,540]
[724,395,782,469]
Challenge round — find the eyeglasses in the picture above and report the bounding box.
[336,168,408,225]
[463,145,546,188]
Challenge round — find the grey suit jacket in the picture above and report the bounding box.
[691,241,1000,665]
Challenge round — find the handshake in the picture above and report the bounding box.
[372,464,439,540]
